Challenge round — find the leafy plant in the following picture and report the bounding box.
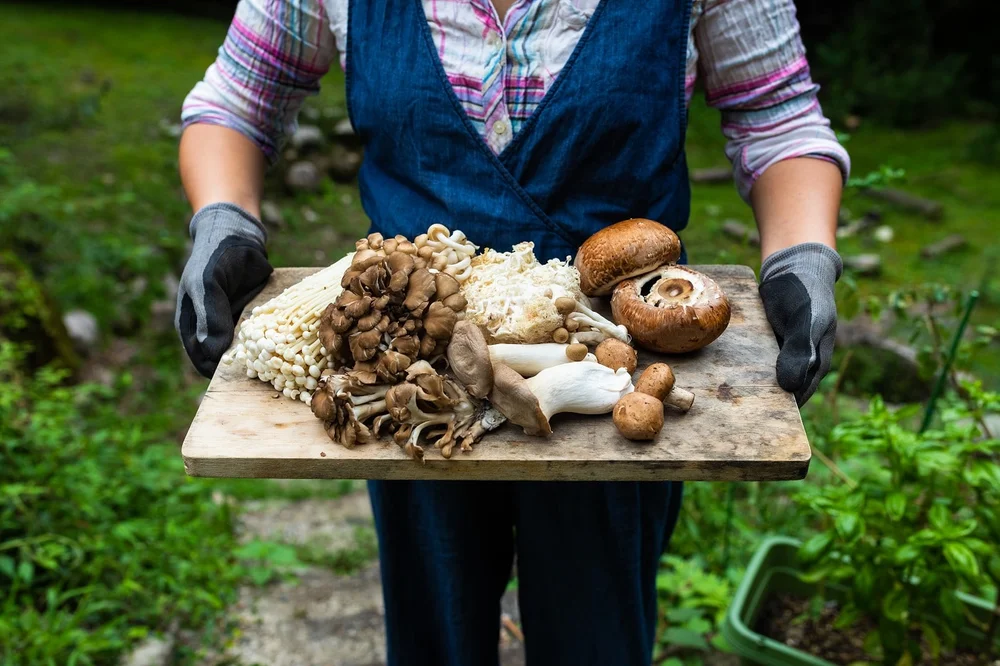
[0,342,241,665]
[793,389,1000,664]
[653,555,735,664]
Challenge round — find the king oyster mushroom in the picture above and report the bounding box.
[489,360,634,436]
[487,342,593,377]
[611,265,731,354]
[574,218,682,296]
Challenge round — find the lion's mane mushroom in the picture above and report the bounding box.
[318,250,467,378]
[574,218,682,296]
[490,360,634,436]
[311,361,505,460]
[611,265,731,354]
[487,342,593,377]
[461,241,627,345]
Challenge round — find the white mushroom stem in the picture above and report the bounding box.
[565,309,629,343]
[222,251,354,402]
[525,362,634,422]
[569,330,605,345]
[487,343,594,377]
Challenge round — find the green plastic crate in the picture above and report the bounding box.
[722,536,999,666]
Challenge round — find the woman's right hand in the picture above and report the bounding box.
[174,202,273,378]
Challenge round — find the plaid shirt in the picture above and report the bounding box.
[182,0,850,202]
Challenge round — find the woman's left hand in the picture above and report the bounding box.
[757,242,843,406]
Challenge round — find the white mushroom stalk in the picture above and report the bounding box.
[414,224,479,283]
[221,252,355,403]
[487,343,595,377]
[461,241,624,345]
[526,362,634,422]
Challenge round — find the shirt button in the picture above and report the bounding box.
[493,120,508,135]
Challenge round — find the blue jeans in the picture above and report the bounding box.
[368,479,684,666]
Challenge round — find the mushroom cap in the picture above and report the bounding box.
[575,219,682,296]
[447,320,494,398]
[634,363,675,401]
[611,265,731,354]
[594,338,638,374]
[489,363,551,436]
[613,392,664,441]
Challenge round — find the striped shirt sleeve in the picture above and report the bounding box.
[692,0,851,202]
[181,0,338,163]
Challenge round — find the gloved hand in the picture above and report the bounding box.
[758,242,843,406]
[175,202,273,378]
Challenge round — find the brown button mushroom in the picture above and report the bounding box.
[611,265,731,354]
[446,320,494,398]
[574,218,682,296]
[594,338,637,374]
[613,393,664,441]
[635,363,694,412]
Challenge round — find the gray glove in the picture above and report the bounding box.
[758,242,843,406]
[175,202,272,378]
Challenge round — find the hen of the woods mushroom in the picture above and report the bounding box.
[221,225,477,404]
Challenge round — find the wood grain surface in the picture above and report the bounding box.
[181,266,811,482]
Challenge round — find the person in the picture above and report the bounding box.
[174,1,850,663]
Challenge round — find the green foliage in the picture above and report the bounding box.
[810,0,973,127]
[0,343,241,665]
[653,556,735,664]
[793,389,1000,664]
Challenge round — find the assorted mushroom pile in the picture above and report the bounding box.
[226,217,733,459]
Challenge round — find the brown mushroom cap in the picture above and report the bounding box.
[575,219,682,296]
[595,339,638,374]
[611,265,731,354]
[489,363,551,436]
[634,363,674,401]
[447,320,494,398]
[613,392,664,441]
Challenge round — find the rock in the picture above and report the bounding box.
[862,187,943,220]
[157,118,182,139]
[921,234,967,258]
[301,207,319,223]
[843,254,881,276]
[329,144,363,182]
[333,117,356,139]
[63,309,100,349]
[302,106,321,122]
[285,161,323,193]
[690,166,731,184]
[874,225,894,243]
[290,124,325,152]
[149,300,175,334]
[721,220,760,246]
[121,635,174,666]
[836,210,882,239]
[260,200,285,229]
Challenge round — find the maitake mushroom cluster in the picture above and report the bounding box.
[317,236,468,382]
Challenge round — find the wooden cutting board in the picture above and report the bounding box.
[181,265,811,482]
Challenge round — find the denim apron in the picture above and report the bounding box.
[348,1,692,663]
